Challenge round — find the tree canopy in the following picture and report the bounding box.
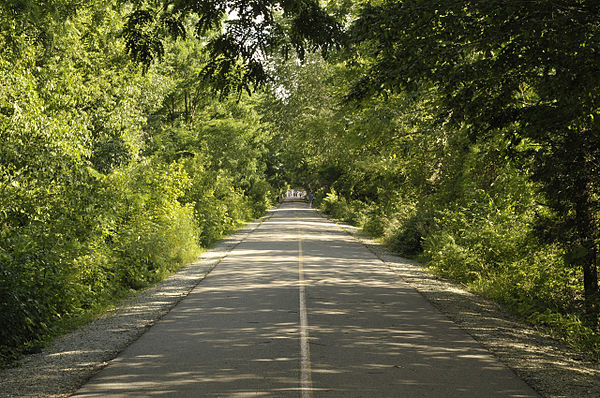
[122,0,344,94]
[349,0,600,319]
[1,0,600,365]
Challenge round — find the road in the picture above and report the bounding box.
[72,201,539,397]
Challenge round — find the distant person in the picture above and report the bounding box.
[307,192,314,208]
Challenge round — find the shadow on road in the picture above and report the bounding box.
[73,202,537,397]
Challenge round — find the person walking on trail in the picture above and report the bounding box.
[307,192,314,208]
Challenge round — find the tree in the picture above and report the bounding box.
[349,0,600,322]
[0,0,275,362]
[121,0,344,94]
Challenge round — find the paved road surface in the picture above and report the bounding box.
[72,201,538,397]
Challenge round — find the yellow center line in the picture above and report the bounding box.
[297,219,313,397]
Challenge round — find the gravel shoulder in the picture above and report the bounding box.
[330,216,600,398]
[0,213,273,398]
[2,206,599,398]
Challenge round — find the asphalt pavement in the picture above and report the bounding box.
[72,201,539,397]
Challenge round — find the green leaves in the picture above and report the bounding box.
[346,0,600,323]
[122,9,167,66]
[121,7,187,67]
[1,0,276,365]
[120,0,343,94]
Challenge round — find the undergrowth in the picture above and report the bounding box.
[319,190,600,362]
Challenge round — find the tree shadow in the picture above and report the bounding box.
[72,202,538,397]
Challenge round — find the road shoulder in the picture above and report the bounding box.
[0,212,273,398]
[325,212,600,398]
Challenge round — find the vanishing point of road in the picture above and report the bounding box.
[72,201,539,397]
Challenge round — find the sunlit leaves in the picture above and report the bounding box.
[1,0,275,364]
[120,0,343,94]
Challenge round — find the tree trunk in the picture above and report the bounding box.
[575,183,600,327]
[184,91,189,123]
[580,242,599,325]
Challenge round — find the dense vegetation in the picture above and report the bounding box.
[2,0,599,365]
[0,0,278,363]
[265,0,600,359]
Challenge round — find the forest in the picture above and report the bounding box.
[1,0,599,365]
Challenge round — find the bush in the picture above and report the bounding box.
[421,187,531,282]
[320,188,352,221]
[386,218,423,256]
[101,159,201,290]
[182,156,259,247]
[247,179,274,217]
[361,205,391,237]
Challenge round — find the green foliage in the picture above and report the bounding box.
[423,199,529,284]
[0,32,94,357]
[349,0,600,321]
[102,160,201,290]
[0,0,275,366]
[384,204,422,256]
[321,189,352,221]
[122,0,344,94]
[184,160,253,247]
[259,42,600,359]
[527,310,600,362]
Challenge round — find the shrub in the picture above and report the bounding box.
[361,205,390,237]
[101,159,201,290]
[321,188,352,221]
